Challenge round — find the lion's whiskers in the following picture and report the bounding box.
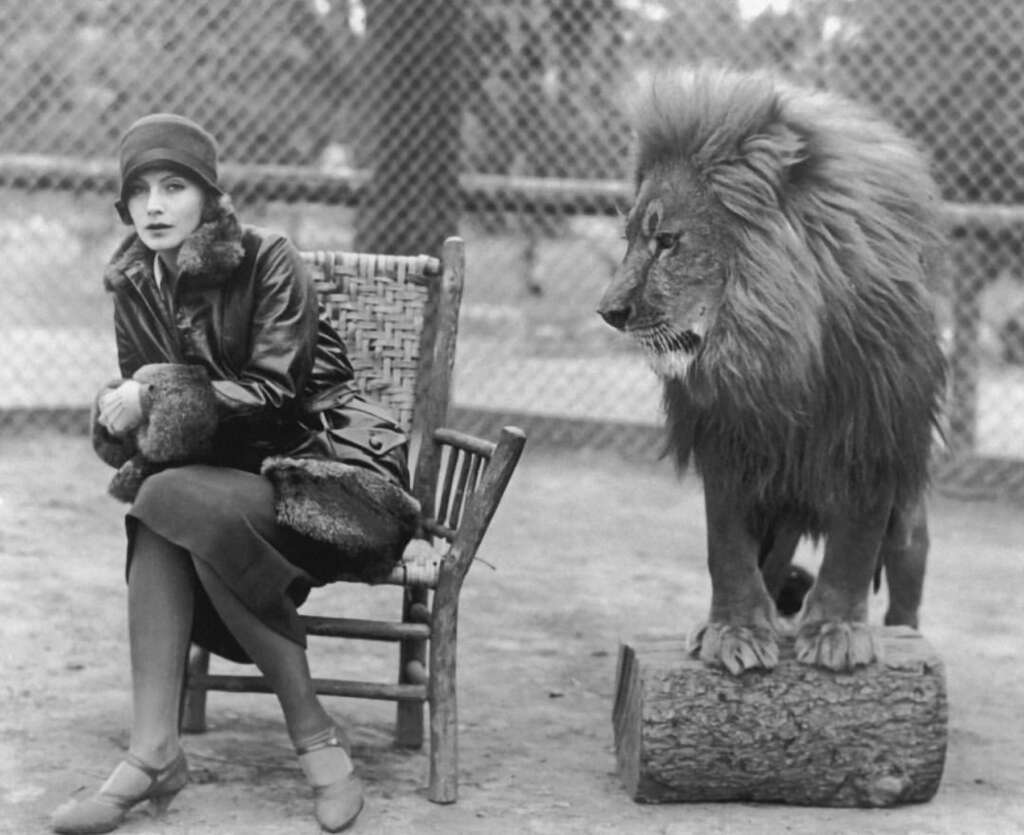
[633,322,701,374]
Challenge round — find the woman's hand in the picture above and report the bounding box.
[97,380,145,435]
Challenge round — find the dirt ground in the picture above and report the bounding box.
[2,430,1023,835]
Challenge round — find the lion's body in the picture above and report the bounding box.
[598,68,946,674]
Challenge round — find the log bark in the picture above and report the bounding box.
[613,627,947,807]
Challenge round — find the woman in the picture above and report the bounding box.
[51,113,417,834]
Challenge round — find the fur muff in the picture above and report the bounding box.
[261,456,421,582]
[92,363,219,502]
[133,363,219,462]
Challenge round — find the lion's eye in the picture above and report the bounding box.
[654,232,680,252]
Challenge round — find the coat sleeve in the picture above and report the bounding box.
[210,234,317,420]
[113,304,146,379]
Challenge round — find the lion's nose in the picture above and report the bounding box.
[598,304,631,331]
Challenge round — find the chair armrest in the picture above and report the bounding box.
[442,426,526,584]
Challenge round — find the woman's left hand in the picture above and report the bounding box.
[97,380,145,435]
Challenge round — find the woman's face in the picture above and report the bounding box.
[124,167,205,256]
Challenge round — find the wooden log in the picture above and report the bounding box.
[613,627,947,807]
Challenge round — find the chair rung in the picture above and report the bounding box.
[300,615,430,641]
[188,673,427,703]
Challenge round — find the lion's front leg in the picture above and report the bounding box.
[691,474,779,675]
[795,494,893,671]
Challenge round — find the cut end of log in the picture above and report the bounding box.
[612,626,947,807]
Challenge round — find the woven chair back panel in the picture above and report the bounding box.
[307,261,429,433]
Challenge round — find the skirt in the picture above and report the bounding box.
[126,464,342,662]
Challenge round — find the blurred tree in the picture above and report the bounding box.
[3,0,1019,215]
[351,0,464,255]
[0,0,354,167]
[456,0,632,292]
[826,0,1024,203]
[636,0,747,67]
[461,0,630,182]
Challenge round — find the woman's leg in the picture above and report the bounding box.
[52,521,195,821]
[108,526,339,785]
[126,521,195,764]
[190,559,332,745]
[129,519,335,746]
[192,560,365,832]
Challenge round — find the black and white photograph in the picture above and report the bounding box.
[1,1,1022,833]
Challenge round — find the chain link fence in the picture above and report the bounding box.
[2,0,1022,491]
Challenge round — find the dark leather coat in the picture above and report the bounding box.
[103,198,370,473]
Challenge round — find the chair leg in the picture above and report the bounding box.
[180,645,210,734]
[395,586,428,748]
[427,580,459,804]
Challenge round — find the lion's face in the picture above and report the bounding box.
[598,162,731,379]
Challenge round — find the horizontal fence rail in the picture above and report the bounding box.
[7,152,1022,226]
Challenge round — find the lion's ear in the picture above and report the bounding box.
[744,117,811,187]
[710,119,810,220]
[768,121,810,177]
[771,118,817,193]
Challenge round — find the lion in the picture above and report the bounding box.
[597,68,947,674]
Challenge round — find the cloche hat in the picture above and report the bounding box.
[115,113,222,223]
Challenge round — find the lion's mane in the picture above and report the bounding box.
[635,69,947,532]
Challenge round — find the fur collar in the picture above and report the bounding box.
[103,195,245,293]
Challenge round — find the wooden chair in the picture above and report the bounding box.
[179,236,526,803]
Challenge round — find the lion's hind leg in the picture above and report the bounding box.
[759,520,814,617]
[881,497,928,629]
[795,496,893,671]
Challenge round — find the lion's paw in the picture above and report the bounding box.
[689,621,779,675]
[795,620,881,671]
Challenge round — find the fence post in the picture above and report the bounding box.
[947,228,980,455]
[355,0,464,257]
